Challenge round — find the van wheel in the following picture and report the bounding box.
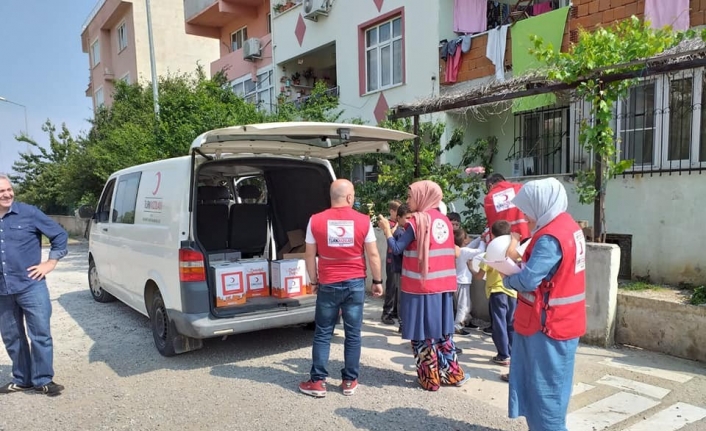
[89,260,115,303]
[150,291,178,357]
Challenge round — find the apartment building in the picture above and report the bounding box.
[81,0,220,110]
[424,0,703,285]
[184,0,274,111]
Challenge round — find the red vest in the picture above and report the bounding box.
[400,209,457,295]
[484,181,530,240]
[514,212,587,340]
[310,207,371,284]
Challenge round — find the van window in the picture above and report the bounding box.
[96,179,116,223]
[112,172,142,224]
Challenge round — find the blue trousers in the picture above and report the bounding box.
[0,281,54,387]
[489,292,516,360]
[310,278,365,382]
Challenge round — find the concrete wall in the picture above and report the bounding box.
[50,216,89,238]
[616,292,706,363]
[582,243,620,347]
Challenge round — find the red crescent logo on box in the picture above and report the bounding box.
[152,172,161,196]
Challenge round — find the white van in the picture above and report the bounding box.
[81,122,414,356]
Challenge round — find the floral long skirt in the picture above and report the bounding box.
[411,335,465,391]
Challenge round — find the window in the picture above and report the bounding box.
[364,16,403,93]
[91,40,101,67]
[120,73,130,84]
[616,82,657,166]
[231,27,248,52]
[95,179,116,223]
[614,70,705,171]
[512,107,568,176]
[112,172,141,224]
[231,68,274,112]
[95,87,105,108]
[117,22,128,52]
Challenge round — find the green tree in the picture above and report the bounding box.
[532,16,688,241]
[10,121,82,214]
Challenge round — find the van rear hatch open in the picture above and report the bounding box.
[187,122,415,318]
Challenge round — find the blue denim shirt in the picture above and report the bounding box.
[0,202,68,295]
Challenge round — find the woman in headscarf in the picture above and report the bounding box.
[378,180,469,391]
[501,177,587,431]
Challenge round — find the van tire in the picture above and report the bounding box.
[88,259,116,303]
[150,291,179,357]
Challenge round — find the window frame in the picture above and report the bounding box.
[117,21,128,53]
[120,72,130,84]
[95,86,105,108]
[91,39,101,68]
[513,107,570,177]
[231,67,274,113]
[615,79,661,170]
[111,172,142,225]
[357,7,405,96]
[230,26,248,52]
[95,178,116,223]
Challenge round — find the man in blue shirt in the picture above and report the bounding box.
[0,174,68,396]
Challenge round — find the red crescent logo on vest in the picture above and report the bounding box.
[500,194,509,202]
[336,226,346,237]
[152,172,161,195]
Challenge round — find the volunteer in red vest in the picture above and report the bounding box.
[484,173,530,242]
[299,179,383,398]
[378,180,470,392]
[501,177,586,431]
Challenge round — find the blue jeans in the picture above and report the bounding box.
[310,278,365,382]
[489,292,516,360]
[0,280,54,387]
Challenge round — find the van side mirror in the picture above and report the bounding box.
[78,205,95,219]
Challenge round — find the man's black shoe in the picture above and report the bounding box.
[0,383,31,394]
[35,381,64,397]
[381,316,395,325]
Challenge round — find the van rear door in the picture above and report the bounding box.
[188,121,416,159]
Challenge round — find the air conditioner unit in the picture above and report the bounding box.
[303,0,331,21]
[243,38,261,61]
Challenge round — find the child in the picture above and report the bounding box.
[469,220,518,366]
[381,200,402,324]
[447,212,462,231]
[453,227,484,334]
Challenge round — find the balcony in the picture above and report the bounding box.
[211,33,273,81]
[185,0,261,27]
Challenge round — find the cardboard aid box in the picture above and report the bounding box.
[212,262,246,306]
[283,253,315,294]
[240,259,270,298]
[271,259,307,298]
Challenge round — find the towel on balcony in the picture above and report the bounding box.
[486,24,509,82]
[645,0,689,31]
[454,0,488,33]
[511,6,570,113]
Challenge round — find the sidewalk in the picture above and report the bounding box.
[359,298,706,431]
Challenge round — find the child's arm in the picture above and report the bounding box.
[506,232,522,261]
[467,260,485,280]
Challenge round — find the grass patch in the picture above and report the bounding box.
[689,286,706,306]
[620,281,665,291]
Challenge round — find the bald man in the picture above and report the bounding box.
[299,179,383,398]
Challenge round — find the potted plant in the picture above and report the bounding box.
[303,67,315,86]
[291,72,301,86]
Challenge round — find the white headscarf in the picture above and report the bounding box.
[511,177,568,234]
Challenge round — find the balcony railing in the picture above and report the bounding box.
[184,0,218,21]
[82,0,108,32]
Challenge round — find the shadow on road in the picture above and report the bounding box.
[336,407,510,431]
[211,356,417,394]
[57,289,315,377]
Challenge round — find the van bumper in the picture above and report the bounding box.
[168,307,316,339]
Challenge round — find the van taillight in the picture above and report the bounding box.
[179,248,206,282]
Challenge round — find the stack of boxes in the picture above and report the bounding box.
[210,229,312,307]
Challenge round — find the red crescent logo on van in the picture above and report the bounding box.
[152,172,161,195]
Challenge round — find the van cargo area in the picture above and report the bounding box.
[194,157,332,317]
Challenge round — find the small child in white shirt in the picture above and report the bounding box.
[453,227,485,334]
